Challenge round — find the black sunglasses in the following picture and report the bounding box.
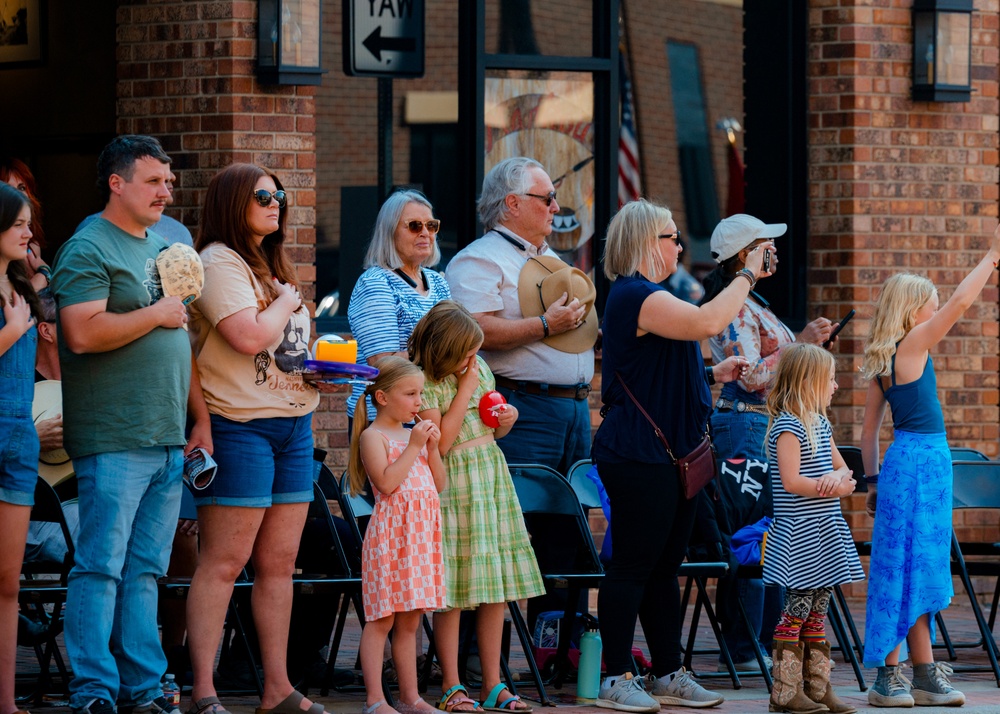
[523,191,557,207]
[658,231,683,245]
[252,189,287,208]
[402,219,441,234]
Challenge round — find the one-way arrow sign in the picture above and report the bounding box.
[344,0,425,78]
[362,26,417,62]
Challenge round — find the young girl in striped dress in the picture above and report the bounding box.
[763,344,864,714]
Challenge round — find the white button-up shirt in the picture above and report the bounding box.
[445,228,594,385]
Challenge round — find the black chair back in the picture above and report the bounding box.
[950,446,991,462]
[837,445,868,493]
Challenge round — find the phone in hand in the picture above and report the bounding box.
[824,309,856,348]
[762,248,771,274]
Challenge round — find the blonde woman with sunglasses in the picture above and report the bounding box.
[347,189,451,427]
[185,163,331,714]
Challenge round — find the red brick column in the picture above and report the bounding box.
[115,0,333,448]
[808,0,1000,596]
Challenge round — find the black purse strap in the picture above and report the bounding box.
[613,371,678,462]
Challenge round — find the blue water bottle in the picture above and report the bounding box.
[576,624,603,699]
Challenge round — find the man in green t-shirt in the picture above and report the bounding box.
[50,135,212,714]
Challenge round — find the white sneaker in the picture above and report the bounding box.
[644,669,724,708]
[596,673,660,713]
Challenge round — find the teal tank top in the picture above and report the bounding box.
[881,354,946,433]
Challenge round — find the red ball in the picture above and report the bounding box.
[478,390,507,428]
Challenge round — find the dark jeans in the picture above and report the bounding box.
[716,575,783,662]
[596,459,698,677]
[496,389,592,632]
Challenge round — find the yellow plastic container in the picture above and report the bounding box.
[314,337,357,364]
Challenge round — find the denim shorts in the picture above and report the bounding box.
[0,413,39,506]
[194,413,314,508]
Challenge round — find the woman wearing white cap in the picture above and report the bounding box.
[701,214,834,681]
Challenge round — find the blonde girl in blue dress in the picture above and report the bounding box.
[860,223,1000,708]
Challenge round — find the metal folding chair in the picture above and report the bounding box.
[18,477,75,706]
[944,460,1000,684]
[508,463,605,703]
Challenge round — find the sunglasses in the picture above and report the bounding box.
[402,219,441,234]
[523,191,558,207]
[252,189,287,208]
[658,231,683,245]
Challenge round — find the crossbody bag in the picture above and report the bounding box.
[613,371,717,500]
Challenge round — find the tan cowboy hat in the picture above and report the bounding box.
[517,256,598,354]
[32,380,74,487]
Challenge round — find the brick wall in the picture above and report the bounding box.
[624,0,745,259]
[116,0,333,449]
[807,0,1000,601]
[116,0,318,293]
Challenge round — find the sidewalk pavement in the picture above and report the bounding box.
[17,600,1000,714]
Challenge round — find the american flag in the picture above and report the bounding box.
[618,50,641,207]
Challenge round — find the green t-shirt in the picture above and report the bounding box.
[51,218,191,459]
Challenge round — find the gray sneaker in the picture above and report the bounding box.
[911,662,965,707]
[868,665,915,708]
[596,673,660,713]
[645,669,724,708]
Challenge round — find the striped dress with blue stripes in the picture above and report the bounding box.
[762,412,864,590]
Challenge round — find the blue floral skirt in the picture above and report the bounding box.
[863,430,954,667]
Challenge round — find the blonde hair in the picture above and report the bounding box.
[408,300,484,383]
[861,273,937,380]
[767,343,836,456]
[347,355,425,496]
[602,199,671,281]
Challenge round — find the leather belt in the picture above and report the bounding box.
[715,397,769,415]
[494,375,592,400]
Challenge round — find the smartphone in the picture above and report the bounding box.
[824,309,856,348]
[762,249,771,274]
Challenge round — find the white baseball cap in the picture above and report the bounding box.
[710,214,787,263]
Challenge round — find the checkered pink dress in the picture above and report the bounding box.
[361,430,445,621]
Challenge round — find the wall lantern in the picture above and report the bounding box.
[912,0,973,102]
[257,0,325,85]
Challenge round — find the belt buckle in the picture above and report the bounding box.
[574,384,592,400]
[736,401,747,413]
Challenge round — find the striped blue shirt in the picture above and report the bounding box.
[346,266,451,419]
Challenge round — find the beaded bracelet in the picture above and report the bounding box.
[734,268,757,289]
[539,315,550,337]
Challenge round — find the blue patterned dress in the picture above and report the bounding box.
[863,356,953,667]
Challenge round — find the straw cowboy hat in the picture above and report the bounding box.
[517,256,598,354]
[32,380,74,486]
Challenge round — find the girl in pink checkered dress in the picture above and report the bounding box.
[348,356,447,714]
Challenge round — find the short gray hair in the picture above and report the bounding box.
[477,157,545,229]
[362,189,440,269]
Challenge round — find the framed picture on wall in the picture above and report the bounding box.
[0,0,43,66]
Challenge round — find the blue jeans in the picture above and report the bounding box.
[493,388,591,474]
[718,576,784,662]
[709,408,768,463]
[65,447,183,709]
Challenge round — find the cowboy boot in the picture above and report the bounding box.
[769,640,829,714]
[802,640,856,714]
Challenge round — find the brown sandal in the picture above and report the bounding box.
[254,691,328,714]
